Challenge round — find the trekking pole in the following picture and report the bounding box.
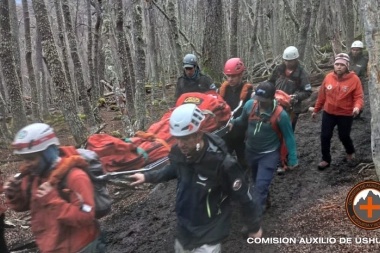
[97,156,169,181]
[213,100,243,137]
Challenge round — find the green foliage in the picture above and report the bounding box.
[320,43,333,53]
[45,112,65,126]
[78,114,87,121]
[97,97,106,107]
[110,130,122,138]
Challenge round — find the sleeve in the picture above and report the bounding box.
[232,99,252,128]
[175,78,182,101]
[221,155,261,233]
[295,69,312,101]
[278,111,298,166]
[144,163,177,183]
[37,169,96,227]
[6,177,32,212]
[353,78,364,110]
[313,80,327,113]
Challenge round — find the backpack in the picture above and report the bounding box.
[57,147,112,219]
[248,101,288,167]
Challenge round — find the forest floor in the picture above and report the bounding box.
[2,81,380,253]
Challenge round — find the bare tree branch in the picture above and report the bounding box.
[283,0,300,31]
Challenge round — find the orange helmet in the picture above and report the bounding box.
[223,58,245,75]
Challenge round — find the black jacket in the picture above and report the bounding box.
[349,52,368,84]
[144,133,261,250]
[175,68,216,101]
[268,63,312,113]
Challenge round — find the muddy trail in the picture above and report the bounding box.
[102,85,379,252]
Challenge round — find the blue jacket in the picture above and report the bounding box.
[233,99,298,166]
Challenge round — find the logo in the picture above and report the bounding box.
[327,84,333,90]
[345,181,380,230]
[183,97,203,105]
[232,179,242,191]
[16,130,27,139]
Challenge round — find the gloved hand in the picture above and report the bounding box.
[3,178,22,200]
[290,94,298,104]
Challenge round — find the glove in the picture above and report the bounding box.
[290,94,298,104]
[3,178,22,200]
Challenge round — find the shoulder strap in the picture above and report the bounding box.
[218,81,229,98]
[248,100,259,121]
[240,82,253,101]
[269,105,284,140]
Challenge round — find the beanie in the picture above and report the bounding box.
[334,53,350,68]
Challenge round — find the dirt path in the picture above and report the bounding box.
[103,85,380,253]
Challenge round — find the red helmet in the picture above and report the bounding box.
[224,58,245,75]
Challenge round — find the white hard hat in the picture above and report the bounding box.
[12,123,60,155]
[283,46,299,60]
[351,40,364,48]
[170,104,205,137]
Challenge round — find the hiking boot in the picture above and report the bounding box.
[317,161,330,171]
[277,167,286,175]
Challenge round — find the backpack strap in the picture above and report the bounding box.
[248,100,284,141]
[219,81,253,101]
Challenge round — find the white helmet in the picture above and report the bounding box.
[283,46,299,60]
[12,123,60,155]
[170,104,205,137]
[351,40,364,48]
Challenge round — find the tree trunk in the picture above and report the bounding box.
[0,93,12,140]
[361,0,380,179]
[31,0,88,144]
[93,0,104,97]
[297,0,311,61]
[115,0,135,118]
[53,0,77,110]
[61,0,97,127]
[345,0,355,49]
[87,0,98,106]
[167,0,182,76]
[230,0,239,57]
[22,0,41,121]
[0,0,27,132]
[132,0,146,130]
[202,0,225,82]
[8,0,23,92]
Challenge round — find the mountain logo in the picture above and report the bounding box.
[345,181,380,230]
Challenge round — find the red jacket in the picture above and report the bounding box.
[314,71,364,116]
[6,155,99,253]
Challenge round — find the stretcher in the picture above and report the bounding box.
[98,100,244,181]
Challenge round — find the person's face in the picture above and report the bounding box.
[334,63,347,76]
[184,66,196,77]
[175,132,202,157]
[351,47,362,57]
[225,73,243,87]
[284,59,298,69]
[19,153,41,171]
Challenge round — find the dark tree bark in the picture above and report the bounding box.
[297,0,312,61]
[31,0,88,144]
[8,0,23,92]
[22,0,40,121]
[93,0,104,96]
[0,0,27,132]
[202,0,225,82]
[87,0,98,106]
[132,0,146,130]
[230,0,239,57]
[53,0,76,108]
[345,0,355,49]
[61,0,97,127]
[35,28,50,118]
[116,0,135,117]
[167,0,182,75]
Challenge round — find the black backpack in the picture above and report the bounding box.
[58,148,112,219]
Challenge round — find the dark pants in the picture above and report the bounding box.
[321,111,355,163]
[246,149,280,211]
[0,214,9,253]
[223,128,247,169]
[291,113,299,132]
